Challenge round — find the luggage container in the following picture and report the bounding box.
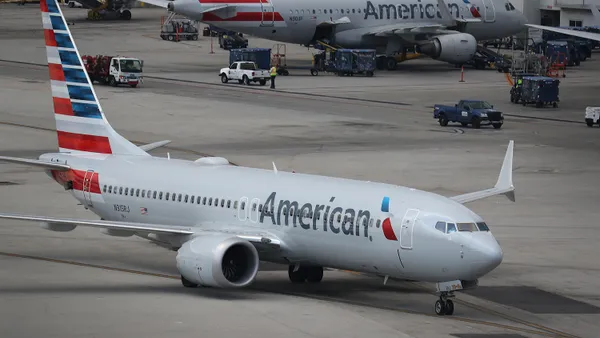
[520,76,560,108]
[334,49,375,76]
[229,48,271,71]
[585,107,600,127]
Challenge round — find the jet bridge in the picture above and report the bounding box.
[76,0,133,20]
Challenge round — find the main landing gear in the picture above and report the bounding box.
[288,264,323,283]
[434,291,455,316]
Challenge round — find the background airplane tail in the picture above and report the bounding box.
[40,0,147,156]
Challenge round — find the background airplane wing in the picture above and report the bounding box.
[526,24,600,43]
[450,140,515,204]
[138,0,169,8]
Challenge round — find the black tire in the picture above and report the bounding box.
[288,265,306,283]
[445,300,454,315]
[181,275,198,288]
[109,76,117,87]
[586,119,594,127]
[553,102,558,108]
[68,1,74,7]
[130,83,137,88]
[220,74,228,83]
[167,35,174,41]
[120,10,131,20]
[310,69,318,76]
[242,75,250,85]
[366,71,374,77]
[259,80,266,86]
[435,300,446,316]
[282,70,289,76]
[438,114,449,126]
[192,35,198,41]
[472,117,481,129]
[461,122,468,127]
[306,267,323,283]
[493,123,502,129]
[386,57,397,70]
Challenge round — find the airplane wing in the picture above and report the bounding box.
[0,213,282,249]
[526,24,600,43]
[0,156,70,171]
[137,0,169,8]
[365,23,448,37]
[450,140,515,204]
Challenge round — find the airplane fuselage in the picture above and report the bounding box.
[174,0,526,48]
[40,152,501,284]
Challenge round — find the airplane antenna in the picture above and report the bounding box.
[272,162,278,174]
[167,152,170,160]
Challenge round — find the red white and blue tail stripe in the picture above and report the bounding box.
[40,0,147,156]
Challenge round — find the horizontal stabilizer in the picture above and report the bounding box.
[0,156,70,171]
[139,140,172,151]
[451,140,515,204]
[0,212,194,235]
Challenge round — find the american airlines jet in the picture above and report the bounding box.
[0,0,515,316]
[144,0,527,69]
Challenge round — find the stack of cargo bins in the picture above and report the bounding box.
[229,48,272,70]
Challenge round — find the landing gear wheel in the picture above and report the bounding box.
[435,300,446,315]
[120,10,131,20]
[288,265,307,283]
[445,299,454,315]
[181,275,198,288]
[386,57,397,70]
[306,266,323,283]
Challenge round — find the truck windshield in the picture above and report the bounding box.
[466,101,493,109]
[240,62,256,70]
[120,60,142,73]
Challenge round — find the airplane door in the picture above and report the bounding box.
[481,0,496,22]
[260,1,275,27]
[400,209,419,250]
[82,170,96,207]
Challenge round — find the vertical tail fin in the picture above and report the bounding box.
[40,0,147,156]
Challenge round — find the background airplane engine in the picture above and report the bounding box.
[40,222,76,232]
[416,33,477,64]
[176,235,259,288]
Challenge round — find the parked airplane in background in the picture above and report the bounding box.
[143,0,527,69]
[526,6,600,43]
[65,0,136,20]
[0,0,515,316]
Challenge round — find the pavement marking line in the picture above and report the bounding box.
[0,251,572,338]
[0,59,585,125]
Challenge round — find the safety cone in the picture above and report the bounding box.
[459,66,465,82]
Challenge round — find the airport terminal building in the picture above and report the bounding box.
[511,0,599,27]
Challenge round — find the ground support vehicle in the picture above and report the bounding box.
[433,100,504,129]
[585,107,600,127]
[219,32,248,50]
[82,55,143,87]
[160,16,199,42]
[219,61,270,86]
[520,76,560,108]
[509,72,537,104]
[311,49,375,77]
[271,44,289,76]
[229,48,271,71]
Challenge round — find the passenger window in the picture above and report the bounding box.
[312,9,315,14]
[352,8,355,13]
[358,8,361,13]
[190,196,194,204]
[125,188,129,195]
[108,186,112,193]
[172,193,176,202]
[369,218,374,227]
[153,191,157,199]
[119,187,123,195]
[341,9,344,13]
[221,199,224,207]
[141,190,145,198]
[166,192,170,200]
[203,197,207,205]
[136,189,140,197]
[215,198,219,206]
[234,201,238,209]
[102,185,106,193]
[227,200,231,208]
[159,192,163,200]
[252,203,257,211]
[209,198,213,206]
[241,201,246,210]
[184,195,188,203]
[178,194,182,202]
[447,223,457,233]
[435,221,446,233]
[376,219,381,228]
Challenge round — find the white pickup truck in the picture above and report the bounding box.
[219,61,270,86]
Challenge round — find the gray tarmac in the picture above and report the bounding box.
[1,4,600,338]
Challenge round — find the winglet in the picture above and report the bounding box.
[436,0,456,25]
[139,140,171,152]
[272,162,278,174]
[495,140,515,201]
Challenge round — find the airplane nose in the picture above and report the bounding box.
[469,234,503,277]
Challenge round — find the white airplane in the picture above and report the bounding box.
[526,6,600,43]
[65,0,136,20]
[143,0,527,69]
[0,0,515,316]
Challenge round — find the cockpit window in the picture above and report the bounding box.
[447,223,457,233]
[476,222,490,231]
[457,222,479,232]
[435,221,446,233]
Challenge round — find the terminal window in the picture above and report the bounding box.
[569,20,582,27]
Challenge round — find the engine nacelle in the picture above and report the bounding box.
[40,222,76,232]
[417,33,477,64]
[194,157,230,166]
[102,229,134,237]
[176,235,259,288]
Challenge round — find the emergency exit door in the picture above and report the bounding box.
[82,170,96,207]
[481,0,496,22]
[260,1,275,27]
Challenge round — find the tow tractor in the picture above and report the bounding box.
[82,55,143,87]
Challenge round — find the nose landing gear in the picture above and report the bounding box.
[434,291,455,315]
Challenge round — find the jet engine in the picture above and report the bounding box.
[40,222,76,232]
[416,33,477,64]
[176,234,259,288]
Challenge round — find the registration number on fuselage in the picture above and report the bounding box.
[113,204,130,213]
[289,16,303,22]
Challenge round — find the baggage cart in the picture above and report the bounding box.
[229,48,271,70]
[334,49,376,76]
[520,76,560,108]
[160,16,199,42]
[585,107,600,127]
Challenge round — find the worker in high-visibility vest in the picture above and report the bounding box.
[269,65,277,89]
